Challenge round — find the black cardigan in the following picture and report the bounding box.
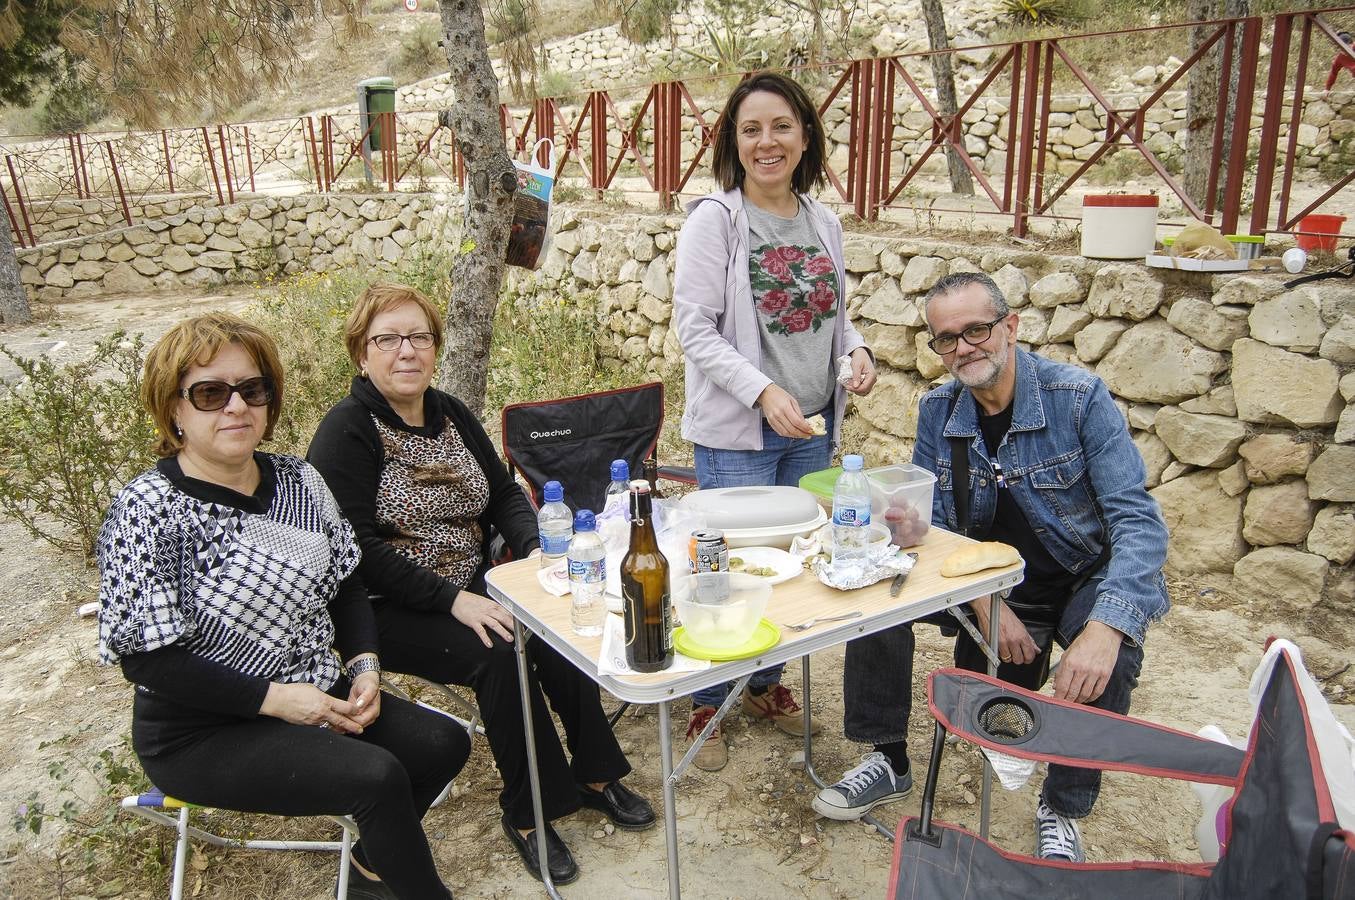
[308,377,540,613]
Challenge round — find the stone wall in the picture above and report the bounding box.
[15,193,459,300]
[17,194,216,245]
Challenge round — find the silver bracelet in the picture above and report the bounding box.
[347,657,381,680]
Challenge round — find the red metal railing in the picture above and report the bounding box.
[4,6,1352,248]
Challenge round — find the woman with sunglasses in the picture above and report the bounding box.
[308,283,653,887]
[97,312,467,899]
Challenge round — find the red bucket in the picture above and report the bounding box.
[1295,214,1347,252]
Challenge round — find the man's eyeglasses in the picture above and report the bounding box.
[180,376,275,412]
[926,316,1007,354]
[368,332,436,352]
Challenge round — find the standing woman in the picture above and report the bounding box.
[672,71,877,771]
[98,313,466,900]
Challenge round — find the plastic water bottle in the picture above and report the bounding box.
[568,509,607,637]
[832,455,872,563]
[603,459,630,514]
[537,480,572,567]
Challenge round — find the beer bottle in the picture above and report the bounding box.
[642,456,664,499]
[620,479,673,673]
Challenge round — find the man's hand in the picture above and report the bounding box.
[1053,620,1124,704]
[846,348,877,396]
[452,590,517,648]
[971,596,1041,666]
[756,383,812,438]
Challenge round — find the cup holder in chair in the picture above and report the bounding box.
[973,696,1040,746]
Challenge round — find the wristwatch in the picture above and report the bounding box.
[347,656,381,680]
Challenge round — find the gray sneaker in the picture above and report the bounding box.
[1034,799,1085,862]
[811,751,912,821]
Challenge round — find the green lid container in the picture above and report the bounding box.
[798,466,843,504]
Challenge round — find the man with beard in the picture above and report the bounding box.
[812,272,1169,863]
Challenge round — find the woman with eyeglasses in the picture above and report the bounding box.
[97,313,467,899]
[308,283,653,886]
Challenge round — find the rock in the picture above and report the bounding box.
[991,264,1029,309]
[843,241,880,273]
[1073,318,1130,362]
[1217,460,1248,497]
[1337,405,1355,445]
[637,294,669,324]
[860,278,923,326]
[1231,339,1343,427]
[1319,316,1355,363]
[855,369,930,439]
[642,257,671,300]
[72,259,105,281]
[1097,320,1226,404]
[1238,434,1314,484]
[1211,275,1284,307]
[101,263,152,293]
[1133,431,1172,488]
[1086,265,1165,321]
[1243,481,1318,545]
[900,256,949,295]
[1319,284,1355,326]
[1154,407,1246,467]
[1233,547,1329,613]
[1161,460,1192,483]
[1047,304,1092,342]
[1150,471,1247,574]
[571,249,598,284]
[1249,287,1326,351]
[1308,505,1355,564]
[1179,384,1236,417]
[1127,404,1160,431]
[1342,373,1355,403]
[1131,65,1157,85]
[169,222,207,244]
[1308,446,1355,501]
[914,332,948,379]
[44,263,73,288]
[1029,271,1084,309]
[1016,307,1048,344]
[862,323,917,370]
[1166,298,1250,351]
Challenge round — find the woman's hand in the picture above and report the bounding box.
[756,384,813,439]
[348,670,382,728]
[260,682,365,734]
[452,590,517,648]
[846,348,877,396]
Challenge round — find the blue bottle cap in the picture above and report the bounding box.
[610,459,630,481]
[843,454,864,471]
[574,509,596,531]
[543,480,563,502]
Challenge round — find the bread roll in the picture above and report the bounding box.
[805,413,827,436]
[940,541,1021,577]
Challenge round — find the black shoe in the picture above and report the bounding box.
[500,812,580,885]
[576,780,657,831]
[334,859,398,900]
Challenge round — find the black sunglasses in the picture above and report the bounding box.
[926,316,1007,354]
[180,376,275,412]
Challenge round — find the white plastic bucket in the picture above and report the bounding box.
[1081,194,1160,259]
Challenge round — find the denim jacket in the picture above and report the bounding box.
[912,348,1170,646]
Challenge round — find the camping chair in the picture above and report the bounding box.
[889,641,1355,899]
[120,788,357,900]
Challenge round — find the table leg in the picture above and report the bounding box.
[657,699,680,900]
[512,620,563,899]
[980,593,1000,840]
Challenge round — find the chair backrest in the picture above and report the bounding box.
[501,382,666,514]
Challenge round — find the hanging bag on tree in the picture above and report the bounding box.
[505,138,556,270]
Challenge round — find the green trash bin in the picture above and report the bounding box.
[358,77,396,152]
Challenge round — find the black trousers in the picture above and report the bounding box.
[374,603,631,829]
[133,682,468,900]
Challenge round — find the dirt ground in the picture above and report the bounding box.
[2,290,1354,899]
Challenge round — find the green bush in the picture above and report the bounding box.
[0,334,156,556]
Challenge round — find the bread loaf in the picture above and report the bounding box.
[940,541,1021,577]
[805,413,828,436]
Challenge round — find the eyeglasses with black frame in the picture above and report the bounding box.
[926,316,1008,354]
[180,376,275,412]
[368,332,436,352]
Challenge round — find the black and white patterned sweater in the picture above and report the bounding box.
[97,453,375,716]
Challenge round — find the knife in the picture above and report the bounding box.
[889,552,919,597]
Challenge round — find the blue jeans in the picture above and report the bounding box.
[690,407,833,709]
[842,575,1144,818]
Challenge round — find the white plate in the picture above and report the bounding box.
[727,546,803,585]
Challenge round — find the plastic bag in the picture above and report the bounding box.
[506,139,555,270]
[595,496,707,605]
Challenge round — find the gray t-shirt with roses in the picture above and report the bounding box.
[745,199,838,418]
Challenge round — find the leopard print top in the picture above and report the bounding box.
[373,415,490,587]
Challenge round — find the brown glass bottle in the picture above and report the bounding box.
[642,457,664,499]
[620,480,673,672]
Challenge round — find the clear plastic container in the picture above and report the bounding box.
[537,480,572,567]
[603,460,630,515]
[567,509,606,637]
[867,464,937,548]
[832,455,872,562]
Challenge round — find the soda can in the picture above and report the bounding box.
[688,530,728,574]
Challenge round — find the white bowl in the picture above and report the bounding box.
[672,572,771,650]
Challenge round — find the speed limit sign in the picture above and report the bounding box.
[404,0,417,9]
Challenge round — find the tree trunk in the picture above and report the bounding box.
[1183,0,1220,213]
[0,219,30,325]
[436,0,518,416]
[918,0,974,196]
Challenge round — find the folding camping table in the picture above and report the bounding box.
[485,525,1023,899]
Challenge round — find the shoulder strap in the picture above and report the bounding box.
[946,389,971,537]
